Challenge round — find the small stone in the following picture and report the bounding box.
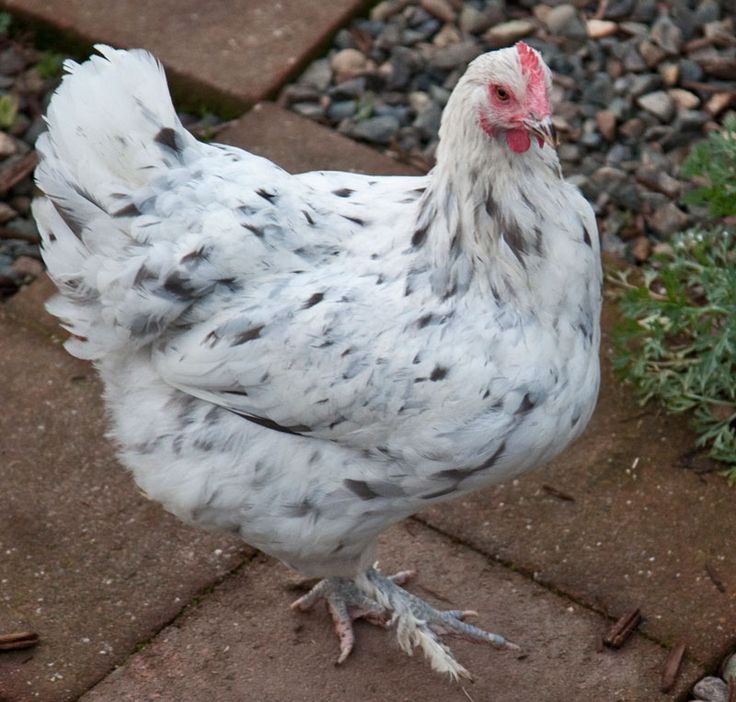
[649,202,689,237]
[694,0,720,25]
[370,0,398,22]
[632,0,657,22]
[586,19,618,38]
[705,93,735,117]
[329,77,366,99]
[545,5,587,40]
[299,59,332,92]
[583,73,614,107]
[10,195,31,216]
[630,236,651,262]
[0,47,26,76]
[723,653,736,685]
[11,255,43,279]
[413,102,442,139]
[636,165,682,198]
[433,23,462,48]
[637,91,675,121]
[327,100,357,122]
[678,59,703,83]
[596,110,617,141]
[0,202,17,224]
[667,88,699,110]
[331,48,374,83]
[0,131,18,158]
[483,20,536,48]
[291,102,324,120]
[419,0,455,24]
[3,217,39,242]
[347,115,400,144]
[558,143,581,162]
[429,42,483,70]
[697,56,736,81]
[458,6,494,34]
[650,15,683,55]
[622,46,647,72]
[630,74,661,97]
[659,62,679,86]
[638,40,666,68]
[619,117,645,139]
[619,21,648,36]
[693,676,728,702]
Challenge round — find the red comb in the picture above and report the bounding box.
[515,42,544,85]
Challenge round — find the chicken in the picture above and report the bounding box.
[34,42,601,679]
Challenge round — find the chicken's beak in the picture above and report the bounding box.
[524,115,558,148]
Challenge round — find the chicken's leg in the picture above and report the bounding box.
[291,565,519,680]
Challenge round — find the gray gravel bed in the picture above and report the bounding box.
[280,0,736,260]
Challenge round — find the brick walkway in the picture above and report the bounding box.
[0,2,734,701]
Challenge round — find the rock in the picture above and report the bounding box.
[586,19,618,39]
[0,131,18,157]
[619,21,648,36]
[331,48,374,83]
[674,109,709,131]
[433,23,462,48]
[429,42,482,70]
[419,0,455,24]
[638,39,665,68]
[582,73,614,106]
[697,56,736,81]
[705,92,735,117]
[650,14,683,55]
[10,195,31,216]
[632,0,657,23]
[483,20,536,47]
[0,47,26,76]
[11,255,43,279]
[619,117,645,139]
[413,102,442,139]
[637,91,675,121]
[2,217,39,242]
[678,59,704,83]
[659,62,679,86]
[327,100,357,122]
[692,676,728,702]
[630,236,651,262]
[329,77,366,99]
[630,73,661,97]
[636,165,682,198]
[291,102,324,119]
[558,143,581,162]
[347,115,400,144]
[545,5,587,40]
[299,58,332,92]
[667,88,699,110]
[604,0,635,19]
[458,5,499,34]
[0,202,17,224]
[596,110,616,141]
[723,653,736,684]
[622,45,647,72]
[648,202,688,237]
[695,0,720,25]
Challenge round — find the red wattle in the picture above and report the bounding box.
[506,129,531,153]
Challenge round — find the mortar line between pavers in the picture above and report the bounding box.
[410,514,709,672]
[76,550,259,700]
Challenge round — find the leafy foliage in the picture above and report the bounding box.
[612,120,736,477]
[681,114,736,218]
[0,12,11,35]
[0,94,18,129]
[36,51,64,79]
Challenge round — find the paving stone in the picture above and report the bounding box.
[79,522,701,702]
[216,102,419,175]
[419,302,736,668]
[0,0,364,111]
[0,313,250,702]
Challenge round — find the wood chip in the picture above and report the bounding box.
[542,484,575,502]
[0,631,40,651]
[603,608,641,649]
[0,151,38,195]
[660,641,686,693]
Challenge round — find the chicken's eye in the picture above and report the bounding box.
[494,86,510,102]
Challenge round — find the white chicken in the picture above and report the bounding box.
[34,42,601,679]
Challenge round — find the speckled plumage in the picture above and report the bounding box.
[34,44,601,675]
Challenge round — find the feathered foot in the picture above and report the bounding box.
[291,565,519,680]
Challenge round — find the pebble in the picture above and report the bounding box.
[458,6,496,35]
[419,0,455,24]
[483,20,536,47]
[630,235,651,262]
[692,676,728,702]
[722,653,736,684]
[637,91,675,121]
[650,14,684,55]
[0,132,19,157]
[587,20,618,39]
[347,115,400,144]
[596,110,617,141]
[0,202,17,223]
[648,202,689,236]
[331,48,374,83]
[11,254,43,278]
[705,92,734,117]
[545,5,587,40]
[668,88,700,110]
[429,42,482,70]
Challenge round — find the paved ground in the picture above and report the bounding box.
[0,1,734,701]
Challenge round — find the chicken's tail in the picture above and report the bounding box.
[33,45,203,360]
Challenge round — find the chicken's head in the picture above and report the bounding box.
[444,42,557,156]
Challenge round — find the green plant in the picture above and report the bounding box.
[681,114,736,218]
[36,51,65,79]
[0,12,11,35]
[0,94,18,129]
[611,120,736,476]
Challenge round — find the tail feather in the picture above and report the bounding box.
[34,45,206,360]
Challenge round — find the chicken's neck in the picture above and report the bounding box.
[415,125,565,309]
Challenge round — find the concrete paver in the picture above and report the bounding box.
[0,0,363,112]
[420,302,736,667]
[79,522,701,702]
[0,314,250,702]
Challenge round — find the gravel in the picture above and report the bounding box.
[0,20,223,300]
[280,0,736,260]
